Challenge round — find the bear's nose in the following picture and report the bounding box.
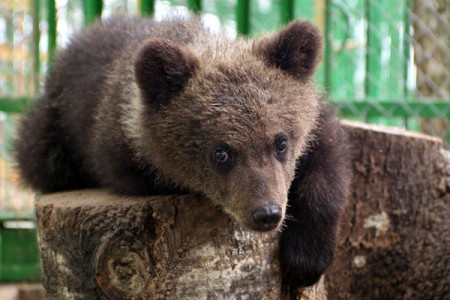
[252,203,282,231]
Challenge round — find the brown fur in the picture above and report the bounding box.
[15,16,350,292]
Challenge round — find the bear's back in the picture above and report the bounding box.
[15,16,207,194]
[47,16,206,163]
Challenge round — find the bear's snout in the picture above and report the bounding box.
[251,203,282,231]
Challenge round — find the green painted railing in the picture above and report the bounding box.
[140,0,155,16]
[0,0,449,143]
[82,0,103,25]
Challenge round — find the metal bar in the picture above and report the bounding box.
[0,211,36,221]
[365,0,382,99]
[83,0,103,26]
[236,0,250,35]
[403,0,413,98]
[188,0,202,13]
[280,0,294,25]
[324,0,332,93]
[2,96,449,118]
[47,0,57,64]
[140,0,155,16]
[402,0,416,130]
[0,97,32,113]
[386,0,403,99]
[5,12,14,95]
[32,0,41,95]
[334,100,450,118]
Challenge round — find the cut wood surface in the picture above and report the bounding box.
[35,121,450,299]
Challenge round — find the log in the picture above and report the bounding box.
[326,121,450,299]
[35,121,450,299]
[36,191,326,299]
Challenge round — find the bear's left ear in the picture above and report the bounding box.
[134,38,200,108]
[253,20,322,80]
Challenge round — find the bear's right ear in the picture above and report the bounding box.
[134,39,199,108]
[253,20,322,80]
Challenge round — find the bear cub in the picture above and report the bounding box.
[15,16,350,292]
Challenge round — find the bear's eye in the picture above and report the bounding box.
[213,147,232,164]
[276,138,287,153]
[274,135,288,160]
[212,145,234,172]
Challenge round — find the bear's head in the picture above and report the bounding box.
[133,20,322,231]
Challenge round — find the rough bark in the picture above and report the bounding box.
[326,121,450,299]
[36,191,325,300]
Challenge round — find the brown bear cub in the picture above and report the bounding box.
[15,16,350,292]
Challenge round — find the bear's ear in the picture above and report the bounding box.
[134,39,199,108]
[253,20,322,80]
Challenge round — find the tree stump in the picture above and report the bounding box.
[35,121,450,299]
[326,121,450,299]
[36,191,326,299]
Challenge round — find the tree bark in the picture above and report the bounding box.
[36,191,326,299]
[35,121,450,299]
[326,121,450,299]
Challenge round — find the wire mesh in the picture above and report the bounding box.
[326,0,449,144]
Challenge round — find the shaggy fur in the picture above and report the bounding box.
[15,16,350,293]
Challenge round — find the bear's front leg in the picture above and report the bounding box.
[279,105,351,292]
